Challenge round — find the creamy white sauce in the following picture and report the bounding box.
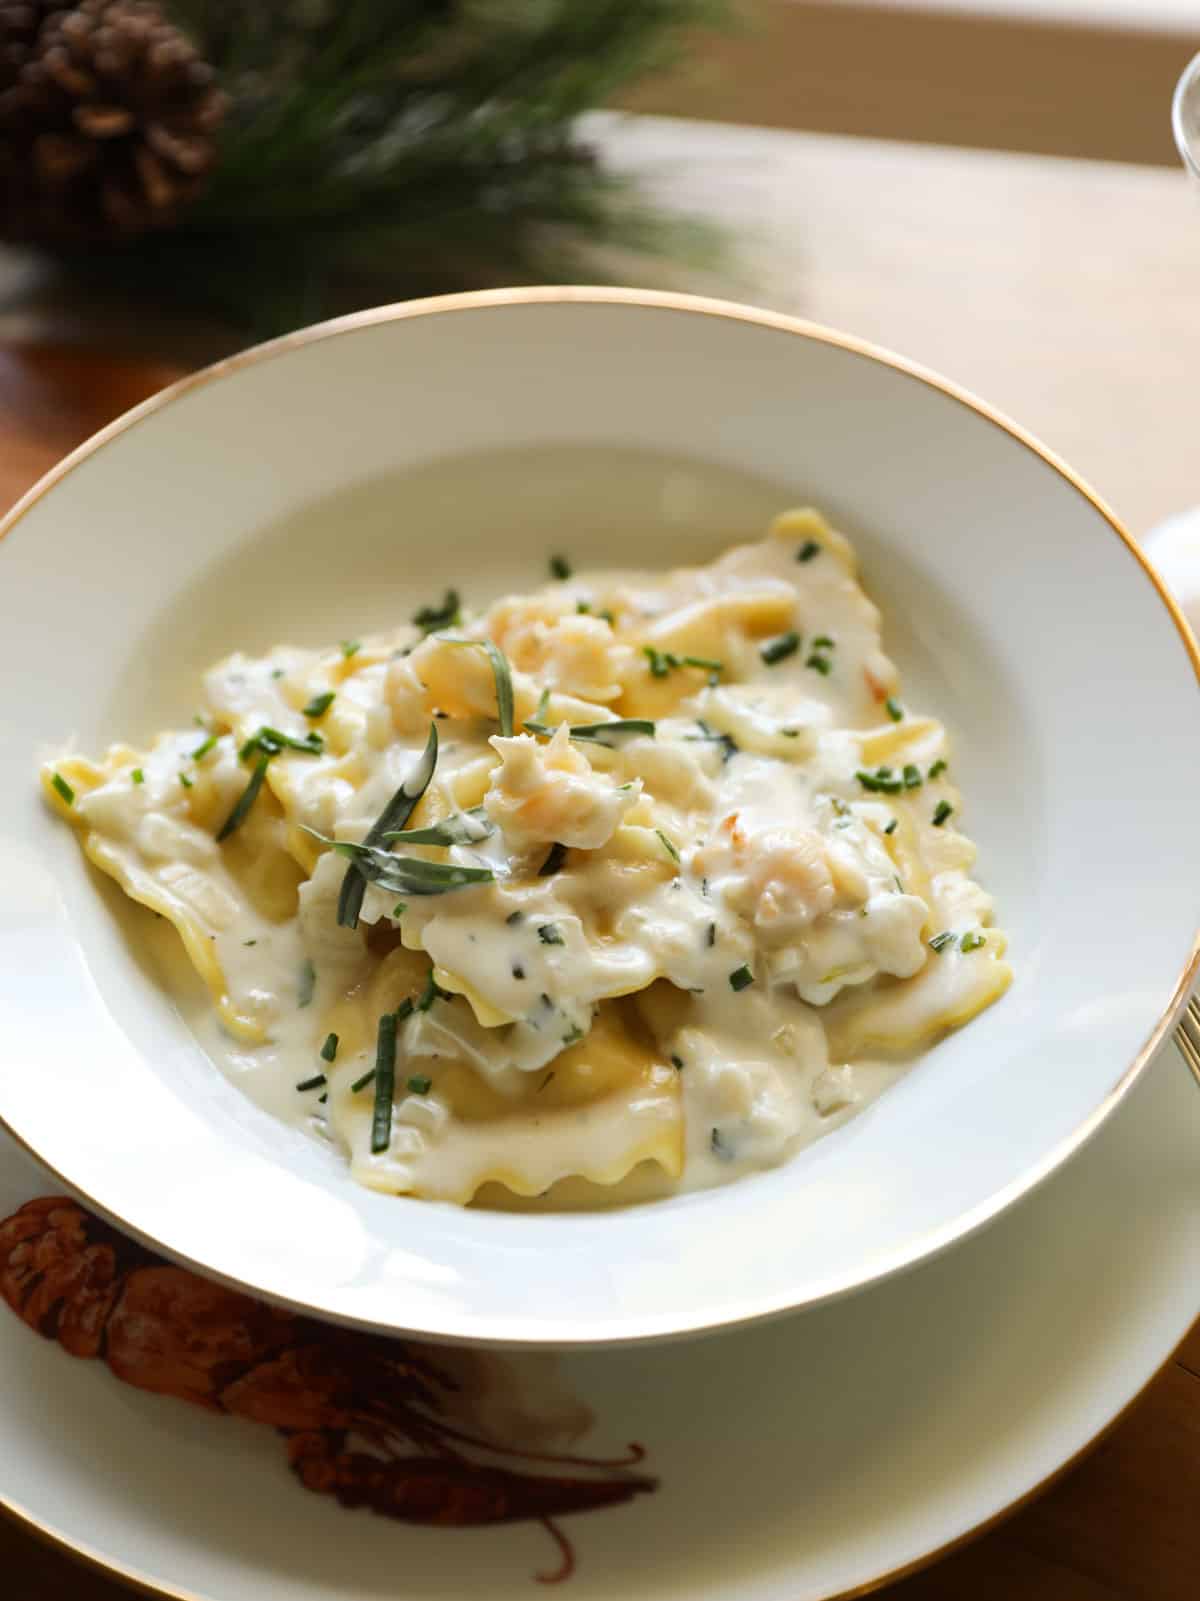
[45,510,1010,1207]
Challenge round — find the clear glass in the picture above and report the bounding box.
[1172,51,1200,184]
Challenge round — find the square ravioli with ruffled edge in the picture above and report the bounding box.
[43,510,1010,1205]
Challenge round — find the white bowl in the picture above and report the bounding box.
[1,288,1197,1347]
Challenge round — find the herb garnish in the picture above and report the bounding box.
[412,590,461,636]
[370,1011,398,1153]
[320,1033,339,1063]
[856,766,904,795]
[50,773,75,805]
[352,1001,413,1092]
[806,653,832,675]
[671,1054,685,1071]
[729,964,754,992]
[538,1071,556,1092]
[960,930,986,952]
[131,768,144,785]
[655,828,681,864]
[302,691,336,719]
[884,818,898,835]
[902,764,922,789]
[239,726,324,760]
[710,1127,734,1160]
[760,630,800,666]
[561,1024,584,1047]
[178,772,194,790]
[928,931,956,952]
[549,554,571,580]
[383,807,494,847]
[406,1075,432,1096]
[311,831,496,898]
[417,971,451,1012]
[932,800,953,827]
[191,734,218,761]
[538,841,568,877]
[706,921,716,947]
[341,640,361,659]
[296,1074,326,1092]
[885,697,904,722]
[523,717,655,748]
[217,753,269,840]
[335,722,438,928]
[297,959,316,1007]
[537,924,565,945]
[446,639,514,737]
[812,635,834,650]
[506,909,524,925]
[392,901,406,919]
[684,718,739,762]
[642,646,724,680]
[797,540,820,562]
[929,759,948,779]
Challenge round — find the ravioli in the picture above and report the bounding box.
[43,509,1010,1204]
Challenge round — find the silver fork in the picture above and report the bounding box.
[1175,994,1200,1088]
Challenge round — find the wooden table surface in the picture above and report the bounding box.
[2,115,1198,1601]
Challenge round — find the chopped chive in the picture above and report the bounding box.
[885,697,904,722]
[298,959,316,1007]
[549,554,571,580]
[533,687,551,723]
[811,635,834,650]
[370,1012,398,1153]
[412,590,461,636]
[856,767,903,795]
[806,654,833,676]
[512,962,526,979]
[392,901,407,919]
[682,655,724,674]
[760,630,800,666]
[710,1126,734,1160]
[655,828,680,864]
[932,800,953,827]
[576,599,591,613]
[506,909,524,925]
[643,645,672,678]
[796,540,820,562]
[537,923,565,945]
[902,764,922,789]
[706,921,717,947]
[729,964,754,992]
[270,667,285,679]
[320,1033,339,1063]
[671,1054,685,1071]
[929,759,948,779]
[351,1066,376,1093]
[296,1073,327,1092]
[406,1075,432,1096]
[50,772,75,806]
[416,971,450,1012]
[341,640,361,658]
[928,931,956,952]
[217,753,270,841]
[336,722,438,928]
[191,734,218,760]
[243,938,257,946]
[561,1024,584,1047]
[302,691,336,719]
[960,930,987,953]
[884,818,898,835]
[178,772,194,789]
[131,768,145,785]
[538,1071,556,1093]
[538,841,568,877]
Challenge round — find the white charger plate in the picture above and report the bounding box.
[1,288,1199,1346]
[1,1042,1197,1601]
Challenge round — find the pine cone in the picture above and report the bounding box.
[0,1,228,244]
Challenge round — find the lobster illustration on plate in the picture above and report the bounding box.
[0,1196,656,1582]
